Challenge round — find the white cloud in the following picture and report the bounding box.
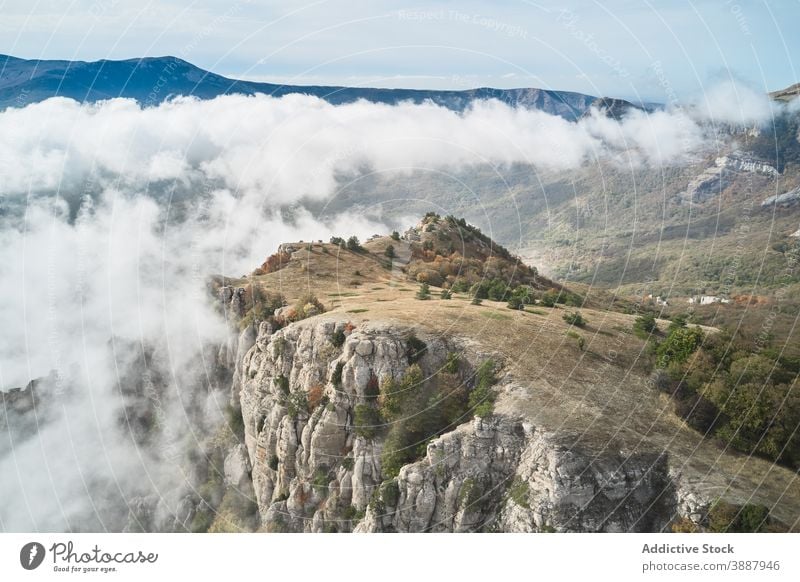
[0,92,721,208]
[0,187,385,530]
[0,83,779,530]
[693,80,775,126]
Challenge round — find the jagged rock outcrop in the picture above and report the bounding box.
[761,186,800,208]
[681,165,728,202]
[715,154,778,176]
[234,315,705,533]
[682,154,778,202]
[236,317,453,532]
[219,285,247,319]
[0,373,62,456]
[355,417,676,533]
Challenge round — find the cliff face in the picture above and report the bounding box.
[682,154,779,203]
[715,154,779,176]
[357,420,675,533]
[233,315,695,533]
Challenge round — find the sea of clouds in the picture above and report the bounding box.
[0,82,786,531]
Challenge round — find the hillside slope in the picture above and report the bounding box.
[314,110,800,314]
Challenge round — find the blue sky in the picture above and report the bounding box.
[1,0,798,101]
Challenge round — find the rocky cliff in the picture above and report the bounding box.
[231,314,703,533]
[682,154,778,203]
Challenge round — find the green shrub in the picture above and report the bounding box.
[566,330,586,350]
[457,477,482,507]
[440,289,452,299]
[293,294,325,319]
[539,290,557,307]
[416,282,431,300]
[379,365,423,422]
[444,352,460,374]
[268,455,279,471]
[354,404,380,439]
[509,477,530,508]
[346,236,362,251]
[219,488,258,522]
[378,365,441,478]
[385,244,396,259]
[471,296,483,305]
[332,361,345,388]
[238,288,286,331]
[562,311,585,327]
[668,314,688,331]
[451,278,470,293]
[380,430,414,479]
[190,507,215,533]
[287,391,308,418]
[507,296,523,310]
[342,505,359,520]
[469,360,497,417]
[331,328,346,348]
[651,327,800,470]
[379,480,400,507]
[633,313,657,338]
[312,466,330,495]
[656,326,703,368]
[391,231,401,241]
[707,500,770,533]
[378,359,477,479]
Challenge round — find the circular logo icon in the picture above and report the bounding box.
[19,542,46,570]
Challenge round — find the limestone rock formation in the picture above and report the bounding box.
[682,154,778,202]
[232,315,707,533]
[761,186,800,207]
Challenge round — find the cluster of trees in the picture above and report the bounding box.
[237,287,285,330]
[449,276,583,310]
[255,250,292,275]
[441,214,515,262]
[538,288,583,307]
[466,278,519,301]
[562,311,585,327]
[408,214,538,289]
[647,318,800,470]
[330,235,363,252]
[238,287,325,331]
[378,359,497,478]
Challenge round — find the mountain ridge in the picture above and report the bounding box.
[1,53,619,118]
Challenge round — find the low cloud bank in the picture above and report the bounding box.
[0,81,790,531]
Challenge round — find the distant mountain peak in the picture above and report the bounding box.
[0,53,627,119]
[770,82,800,102]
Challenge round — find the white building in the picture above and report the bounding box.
[689,295,731,305]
